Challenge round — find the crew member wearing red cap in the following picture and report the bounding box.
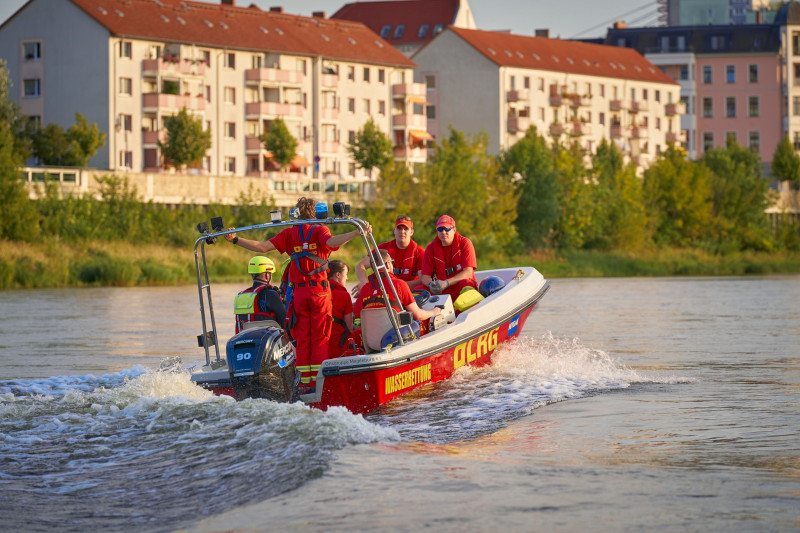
[419,214,478,302]
[352,215,424,296]
[226,197,370,394]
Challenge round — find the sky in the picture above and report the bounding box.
[0,0,659,40]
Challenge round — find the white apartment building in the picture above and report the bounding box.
[0,0,427,190]
[414,27,683,167]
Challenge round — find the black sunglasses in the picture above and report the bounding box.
[437,227,453,232]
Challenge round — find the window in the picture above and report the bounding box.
[726,97,736,118]
[119,77,132,95]
[393,25,405,39]
[656,117,661,130]
[709,35,726,50]
[347,66,355,81]
[748,96,759,117]
[224,87,235,104]
[655,90,661,102]
[433,24,444,36]
[23,79,40,97]
[224,52,235,69]
[426,105,435,119]
[224,156,236,173]
[205,85,211,102]
[363,67,370,82]
[296,59,306,75]
[23,42,41,61]
[749,64,758,83]
[119,150,133,168]
[120,41,132,59]
[378,69,385,83]
[643,89,648,100]
[539,78,545,92]
[726,65,735,83]
[348,130,356,143]
[726,131,736,144]
[418,24,429,38]
[425,75,436,89]
[703,132,714,152]
[599,112,605,125]
[748,131,759,153]
[225,122,236,139]
[347,98,355,113]
[599,84,605,97]
[702,97,713,118]
[119,114,132,131]
[202,50,211,65]
[524,77,530,89]
[363,99,370,114]
[378,100,386,115]
[703,65,712,84]
[380,25,391,38]
[794,96,800,116]
[794,132,800,151]
[680,65,689,80]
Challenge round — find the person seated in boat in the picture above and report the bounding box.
[234,256,286,334]
[354,249,441,334]
[419,215,478,303]
[351,215,424,297]
[327,259,354,358]
[226,197,370,394]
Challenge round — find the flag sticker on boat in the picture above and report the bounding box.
[508,314,520,336]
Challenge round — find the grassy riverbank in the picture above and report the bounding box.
[1,238,798,290]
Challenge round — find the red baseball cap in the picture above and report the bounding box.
[395,215,413,229]
[436,215,455,228]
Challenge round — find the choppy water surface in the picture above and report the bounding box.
[1,277,799,532]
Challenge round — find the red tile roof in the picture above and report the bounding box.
[443,27,678,85]
[332,0,460,45]
[68,0,415,67]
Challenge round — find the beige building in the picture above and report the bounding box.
[414,27,683,167]
[0,0,427,194]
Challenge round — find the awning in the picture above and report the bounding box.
[409,129,434,142]
[406,95,428,105]
[291,154,311,167]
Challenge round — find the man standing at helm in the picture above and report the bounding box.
[234,256,286,334]
[419,215,478,302]
[226,197,370,393]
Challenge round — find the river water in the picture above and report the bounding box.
[1,276,798,532]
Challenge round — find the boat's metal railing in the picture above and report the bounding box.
[193,214,407,367]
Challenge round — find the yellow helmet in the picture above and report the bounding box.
[248,256,275,274]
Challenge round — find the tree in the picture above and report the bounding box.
[260,117,297,171]
[771,135,800,186]
[346,117,392,176]
[31,112,105,167]
[497,126,560,249]
[643,145,714,247]
[702,137,771,250]
[552,141,593,249]
[159,108,211,170]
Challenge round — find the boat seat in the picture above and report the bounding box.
[360,308,404,354]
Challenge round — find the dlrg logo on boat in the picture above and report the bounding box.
[453,327,499,369]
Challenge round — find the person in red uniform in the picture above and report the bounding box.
[354,249,441,324]
[327,259,354,358]
[419,214,478,303]
[226,197,370,393]
[351,215,424,297]
[233,256,286,334]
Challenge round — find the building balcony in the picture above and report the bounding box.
[142,129,166,145]
[549,94,572,107]
[610,124,630,138]
[507,89,530,102]
[570,95,592,107]
[392,114,427,128]
[631,126,648,139]
[550,122,569,136]
[245,68,305,85]
[142,93,206,112]
[570,122,592,136]
[245,101,304,118]
[610,99,631,111]
[665,102,687,116]
[393,145,427,160]
[666,131,687,143]
[321,73,339,87]
[320,107,339,121]
[630,100,649,113]
[632,153,652,166]
[320,141,339,153]
[507,116,531,133]
[392,83,426,98]
[245,136,263,153]
[142,58,206,76]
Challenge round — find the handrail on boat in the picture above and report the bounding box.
[193,215,408,367]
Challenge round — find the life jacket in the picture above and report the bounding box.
[290,224,328,277]
[384,240,421,281]
[361,273,403,312]
[234,284,281,333]
[329,281,351,347]
[431,232,467,280]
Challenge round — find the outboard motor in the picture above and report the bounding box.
[226,325,298,402]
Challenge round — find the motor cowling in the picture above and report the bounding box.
[226,326,298,402]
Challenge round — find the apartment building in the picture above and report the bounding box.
[0,0,427,187]
[332,0,477,58]
[413,27,682,167]
[605,23,781,165]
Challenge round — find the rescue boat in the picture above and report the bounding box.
[189,207,549,415]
